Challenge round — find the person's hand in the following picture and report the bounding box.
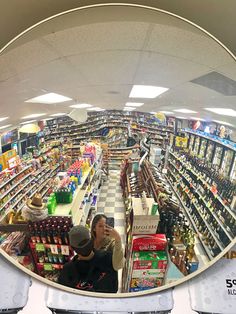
[105,225,121,241]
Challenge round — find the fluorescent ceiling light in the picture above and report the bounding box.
[0,124,12,130]
[22,113,46,119]
[86,107,105,111]
[204,108,236,117]
[25,92,72,104]
[70,104,92,109]
[150,112,157,114]
[129,85,169,99]
[174,109,197,114]
[213,120,234,127]
[0,117,9,122]
[123,107,135,111]
[19,124,40,134]
[160,111,174,115]
[125,102,144,107]
[176,116,188,119]
[190,117,206,121]
[50,113,67,117]
[20,120,37,125]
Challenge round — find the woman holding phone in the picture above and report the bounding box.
[91,213,125,271]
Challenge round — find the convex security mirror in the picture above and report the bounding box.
[0,4,235,297]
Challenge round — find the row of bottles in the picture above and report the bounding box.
[169,158,236,239]
[173,150,235,205]
[28,216,73,245]
[36,248,71,264]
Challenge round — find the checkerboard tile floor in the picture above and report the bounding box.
[97,170,126,244]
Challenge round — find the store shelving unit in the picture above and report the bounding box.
[166,149,236,259]
[183,128,236,180]
[51,150,103,226]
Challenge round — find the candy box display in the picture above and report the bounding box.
[129,277,163,292]
[132,268,166,279]
[132,251,168,270]
[132,234,167,251]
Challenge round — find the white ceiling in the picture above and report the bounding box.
[0,6,235,131]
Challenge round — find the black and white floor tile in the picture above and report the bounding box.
[97,170,126,245]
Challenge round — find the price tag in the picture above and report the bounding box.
[61,245,70,256]
[44,263,53,271]
[50,245,58,254]
[35,243,45,252]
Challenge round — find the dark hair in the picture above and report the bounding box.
[91,214,107,239]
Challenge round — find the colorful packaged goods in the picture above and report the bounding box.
[132,234,167,252]
[132,251,168,270]
[129,277,163,292]
[132,268,166,279]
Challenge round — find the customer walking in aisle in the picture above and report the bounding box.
[91,214,125,271]
[58,225,118,293]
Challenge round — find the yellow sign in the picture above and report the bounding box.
[175,136,188,148]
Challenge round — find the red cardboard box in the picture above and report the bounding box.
[132,268,166,279]
[132,234,167,251]
[130,277,163,290]
[132,251,168,270]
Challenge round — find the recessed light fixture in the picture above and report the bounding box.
[125,102,144,107]
[123,107,135,111]
[25,93,72,104]
[190,117,206,121]
[20,120,37,125]
[86,107,104,111]
[21,113,46,119]
[204,108,236,117]
[174,109,197,114]
[70,104,92,109]
[50,113,67,117]
[129,85,169,99]
[213,120,234,126]
[176,116,188,119]
[0,117,9,122]
[160,111,174,115]
[0,124,12,130]
[95,109,106,112]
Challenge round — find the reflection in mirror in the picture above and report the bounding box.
[0,5,235,296]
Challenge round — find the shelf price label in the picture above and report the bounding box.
[61,245,70,255]
[44,263,53,271]
[35,243,45,252]
[50,244,59,254]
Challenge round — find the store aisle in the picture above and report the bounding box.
[97,170,126,245]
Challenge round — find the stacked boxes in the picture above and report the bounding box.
[129,234,167,292]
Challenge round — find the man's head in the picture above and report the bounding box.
[69,225,94,258]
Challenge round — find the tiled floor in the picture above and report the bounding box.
[97,170,126,245]
[97,170,125,291]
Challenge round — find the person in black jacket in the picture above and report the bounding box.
[58,225,118,293]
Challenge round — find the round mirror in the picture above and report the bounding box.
[0,4,235,297]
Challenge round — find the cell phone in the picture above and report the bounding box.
[106,217,114,228]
